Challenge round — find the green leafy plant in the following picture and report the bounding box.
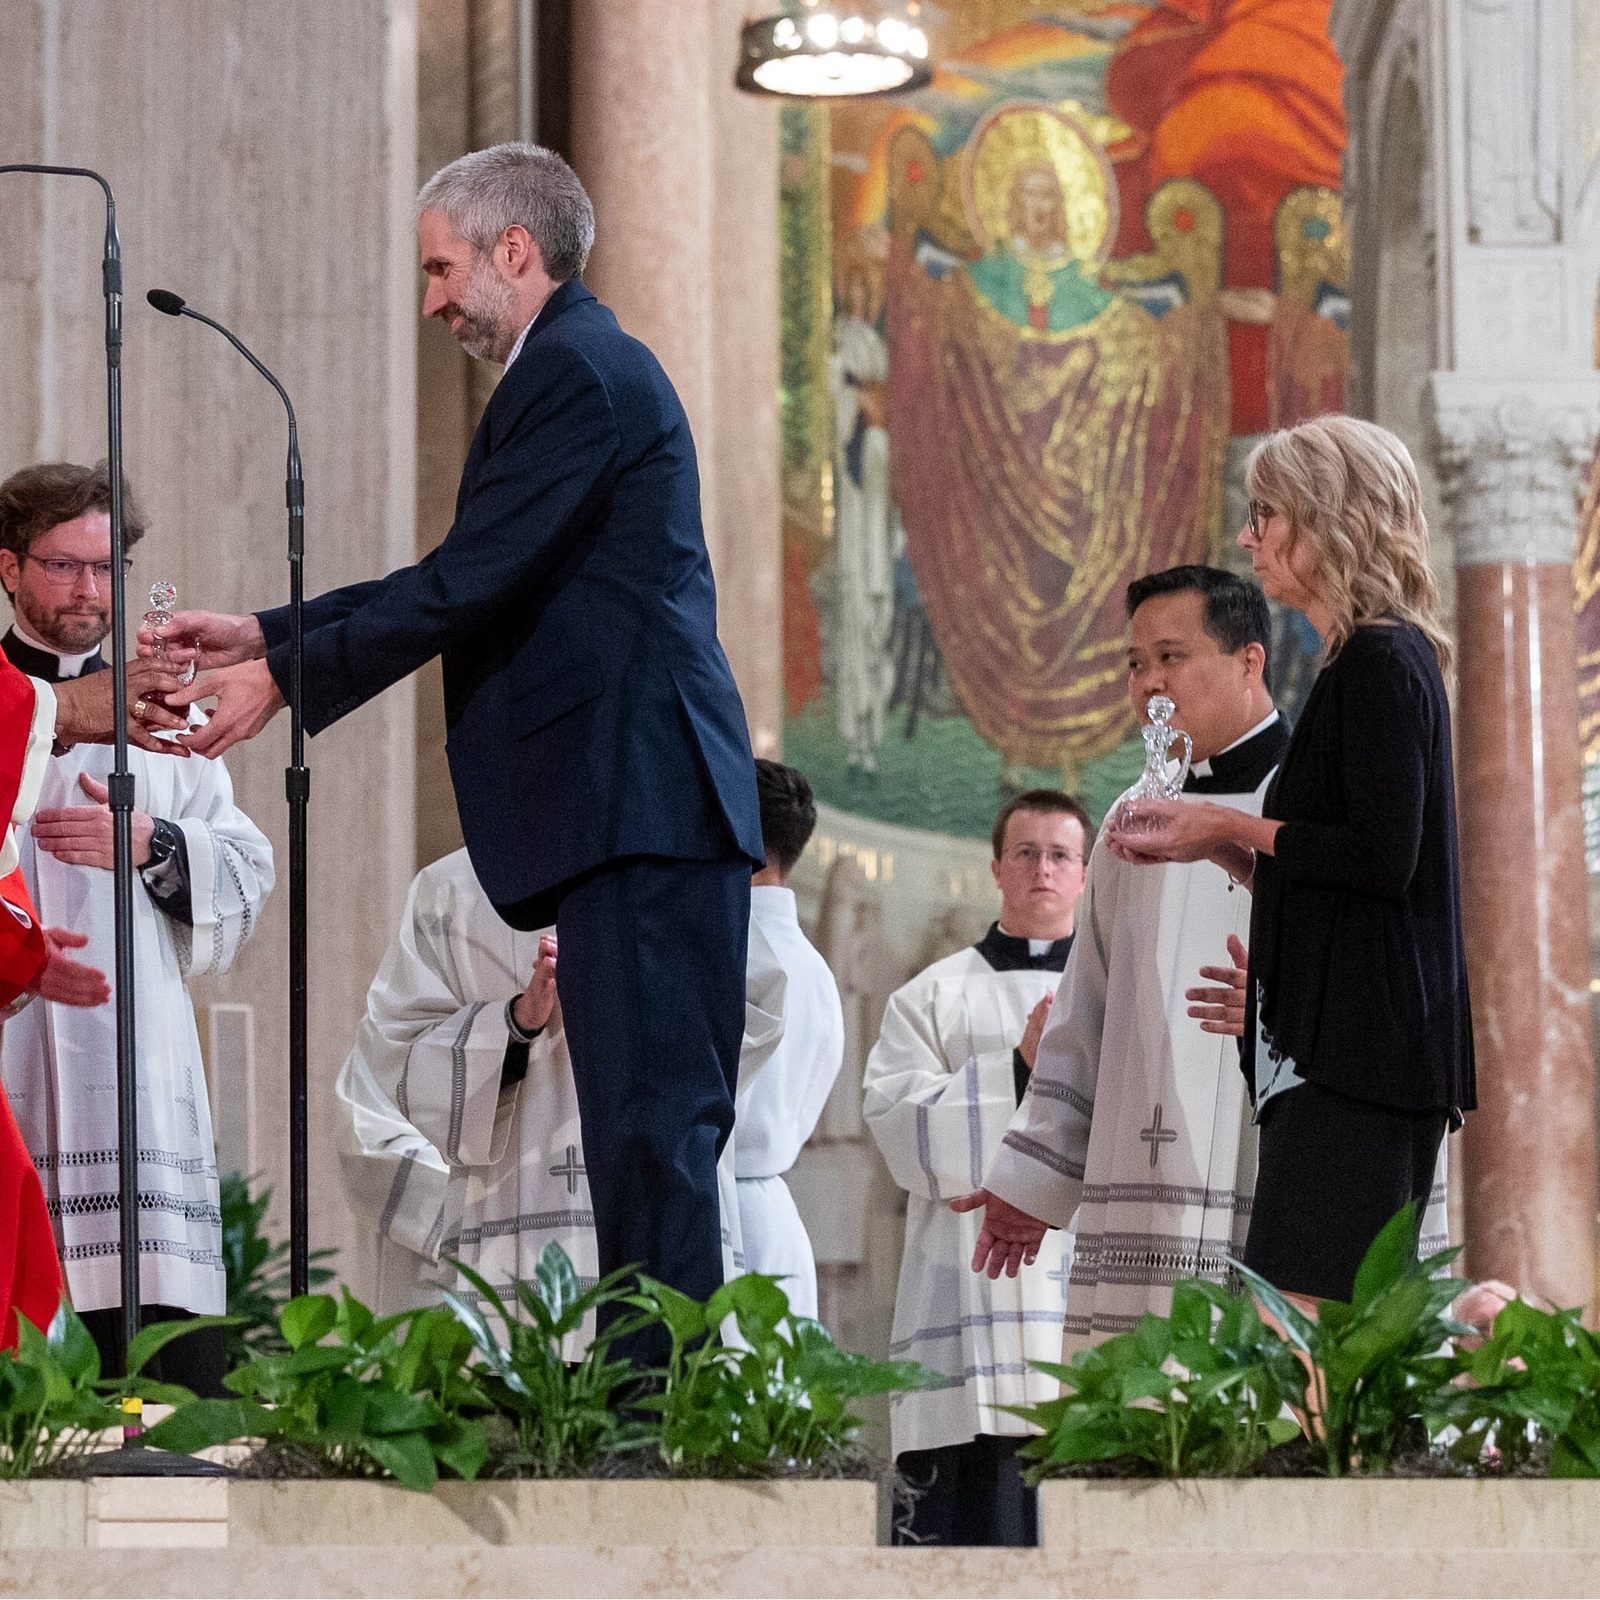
[441,1245,657,1476]
[1429,1297,1600,1475]
[1234,1201,1469,1476]
[1010,1277,1303,1480]
[143,1288,488,1492]
[0,1301,221,1477]
[220,1172,335,1367]
[635,1271,935,1476]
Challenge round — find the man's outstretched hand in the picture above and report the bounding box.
[949,1188,1050,1279]
[33,927,110,1008]
[137,609,265,672]
[162,661,286,758]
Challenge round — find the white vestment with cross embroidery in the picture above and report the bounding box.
[336,848,777,1351]
[863,947,1072,1457]
[984,776,1451,1359]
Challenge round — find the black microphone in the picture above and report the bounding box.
[146,286,313,1297]
[146,288,302,522]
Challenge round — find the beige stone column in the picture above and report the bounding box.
[1436,382,1600,1312]
[1335,0,1600,1309]
[569,0,783,754]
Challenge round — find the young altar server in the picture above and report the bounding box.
[733,761,844,1321]
[958,568,1301,1338]
[0,462,273,1393]
[863,788,1090,1548]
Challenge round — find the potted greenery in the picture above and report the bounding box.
[139,1244,928,1549]
[0,1303,226,1547]
[1020,1206,1600,1561]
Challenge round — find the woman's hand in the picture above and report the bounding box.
[1104,798,1230,864]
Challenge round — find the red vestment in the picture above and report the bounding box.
[0,651,60,1346]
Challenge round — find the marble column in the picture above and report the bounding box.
[1435,379,1600,1312]
[568,0,783,755]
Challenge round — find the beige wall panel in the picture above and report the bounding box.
[0,8,46,464]
[0,0,420,1295]
[414,0,474,867]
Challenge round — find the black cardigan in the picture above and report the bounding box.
[1246,622,1474,1115]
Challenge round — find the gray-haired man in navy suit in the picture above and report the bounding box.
[147,143,764,1362]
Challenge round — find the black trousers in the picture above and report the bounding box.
[78,1304,228,1399]
[895,1435,1039,1547]
[555,853,750,1366]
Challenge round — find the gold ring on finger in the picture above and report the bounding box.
[133,697,149,720]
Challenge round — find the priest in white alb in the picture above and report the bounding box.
[0,462,274,1395]
[960,566,1450,1338]
[864,789,1090,1548]
[956,568,1283,1346]
[336,804,805,1343]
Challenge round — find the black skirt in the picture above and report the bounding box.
[1242,1079,1449,1302]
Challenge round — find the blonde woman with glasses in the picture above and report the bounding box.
[1105,414,1471,1306]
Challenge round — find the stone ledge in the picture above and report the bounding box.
[3,1542,1600,1598]
[1040,1476,1600,1553]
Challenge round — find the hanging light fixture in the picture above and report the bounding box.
[736,4,933,99]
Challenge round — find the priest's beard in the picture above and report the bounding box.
[446,257,518,363]
[13,589,108,656]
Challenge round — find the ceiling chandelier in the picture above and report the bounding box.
[735,5,933,99]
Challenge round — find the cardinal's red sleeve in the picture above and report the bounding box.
[0,650,38,837]
[0,651,63,1345]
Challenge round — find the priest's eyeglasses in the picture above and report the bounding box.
[1005,844,1083,869]
[22,555,134,586]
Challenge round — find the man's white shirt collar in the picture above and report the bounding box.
[503,316,538,373]
[1188,709,1281,779]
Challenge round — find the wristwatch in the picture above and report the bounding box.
[142,818,181,873]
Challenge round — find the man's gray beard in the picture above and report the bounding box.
[455,261,518,363]
[455,315,506,361]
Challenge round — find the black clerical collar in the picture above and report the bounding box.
[1,628,106,684]
[1184,715,1289,795]
[974,922,1073,974]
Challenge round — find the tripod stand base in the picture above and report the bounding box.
[87,1441,227,1477]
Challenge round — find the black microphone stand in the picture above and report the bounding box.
[144,292,310,1297]
[0,163,218,1477]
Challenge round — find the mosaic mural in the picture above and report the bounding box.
[782,0,1350,838]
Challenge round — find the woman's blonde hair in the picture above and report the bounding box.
[1245,415,1452,672]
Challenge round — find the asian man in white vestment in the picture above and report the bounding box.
[0,463,274,1395]
[957,568,1287,1336]
[864,789,1090,1548]
[965,569,1451,1314]
[735,760,844,1320]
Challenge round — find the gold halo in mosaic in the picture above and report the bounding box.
[962,100,1116,265]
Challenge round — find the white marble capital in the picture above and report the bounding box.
[1429,374,1600,566]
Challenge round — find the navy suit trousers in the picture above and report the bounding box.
[554,853,749,1364]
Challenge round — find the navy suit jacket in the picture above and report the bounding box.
[258,280,763,926]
